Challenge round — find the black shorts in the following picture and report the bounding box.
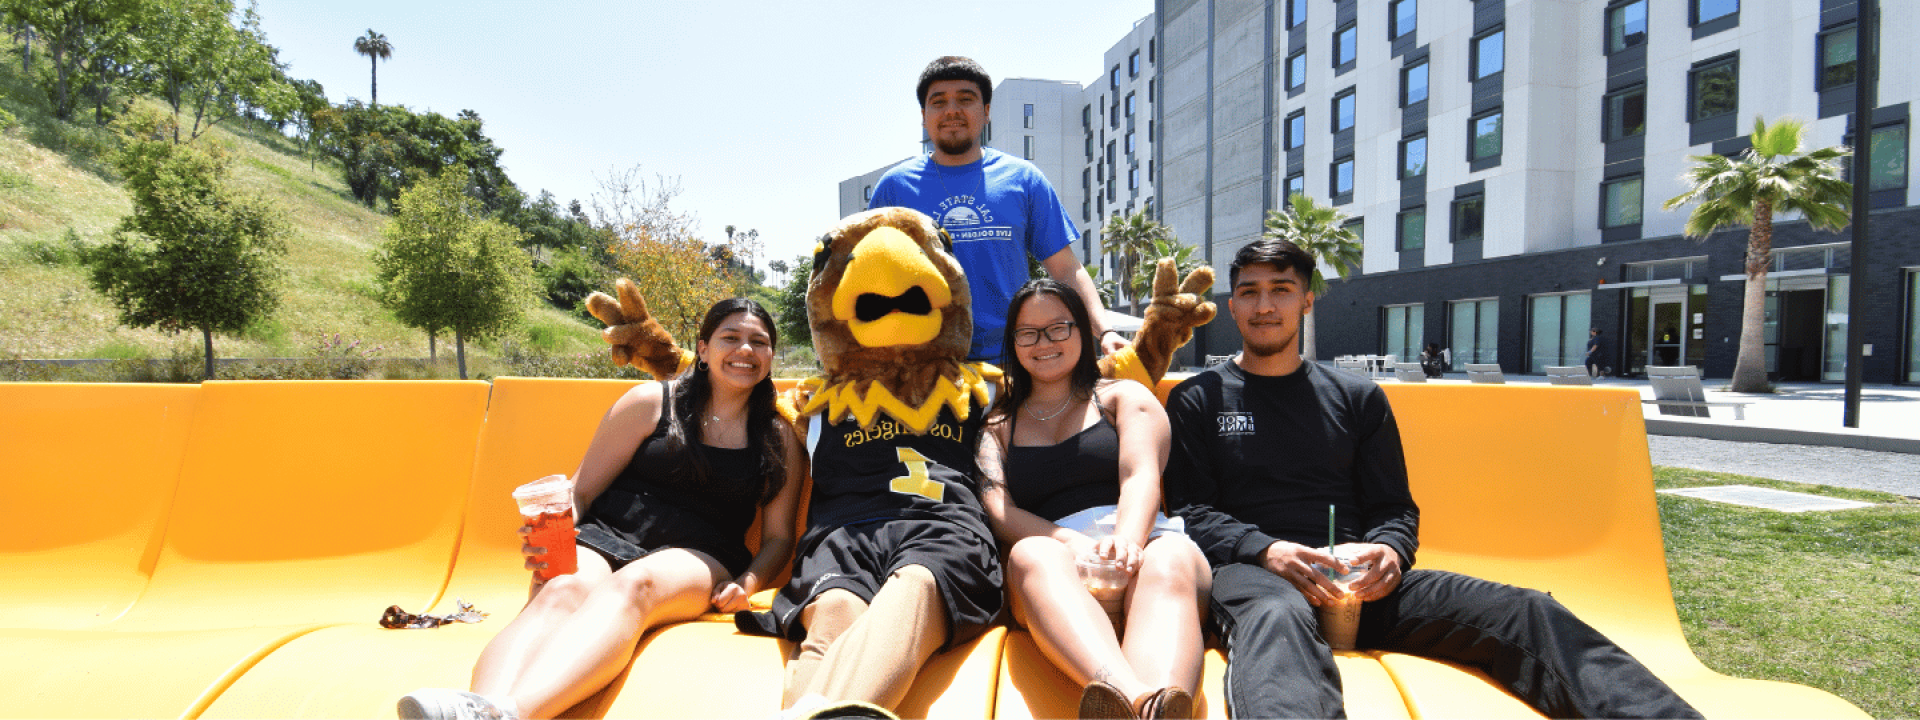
[735,515,1003,651]
[576,518,753,578]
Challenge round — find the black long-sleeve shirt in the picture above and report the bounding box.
[1164,360,1420,570]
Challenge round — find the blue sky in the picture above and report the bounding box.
[255,1,1152,275]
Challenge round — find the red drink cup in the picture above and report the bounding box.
[513,474,577,580]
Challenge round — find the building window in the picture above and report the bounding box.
[1085,134,1094,161]
[1111,65,1120,89]
[1689,55,1738,121]
[1450,298,1499,369]
[1286,110,1307,150]
[1129,166,1140,190]
[1471,109,1503,161]
[1334,23,1358,67]
[1149,39,1156,63]
[1332,156,1355,197]
[1604,85,1647,140]
[1129,50,1141,77]
[1472,28,1505,80]
[1606,0,1647,53]
[1602,175,1644,228]
[1286,172,1305,201]
[1288,0,1306,28]
[1286,50,1307,91]
[863,185,873,204]
[1148,79,1155,105]
[1819,24,1857,90]
[1383,304,1425,363]
[1125,131,1136,157]
[1391,0,1417,39]
[1402,60,1429,106]
[1023,136,1035,160]
[1346,219,1364,244]
[1907,271,1920,383]
[1023,104,1035,129]
[1695,0,1737,25]
[1333,89,1356,132]
[1453,195,1484,245]
[1126,92,1136,117]
[1528,293,1592,372]
[1398,208,1426,251]
[1869,123,1909,192]
[1081,104,1091,130]
[1111,98,1120,128]
[1401,134,1428,179]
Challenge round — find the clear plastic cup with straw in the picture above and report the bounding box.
[1315,504,1362,649]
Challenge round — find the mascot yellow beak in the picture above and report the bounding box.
[830,225,954,348]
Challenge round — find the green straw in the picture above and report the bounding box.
[1327,504,1336,554]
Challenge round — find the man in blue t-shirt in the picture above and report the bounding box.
[870,56,1130,365]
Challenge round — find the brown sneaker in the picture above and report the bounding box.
[1078,680,1138,719]
[1136,687,1193,720]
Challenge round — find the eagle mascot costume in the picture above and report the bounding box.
[584,206,1213,718]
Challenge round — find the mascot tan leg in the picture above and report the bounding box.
[1098,258,1217,387]
[788,566,947,711]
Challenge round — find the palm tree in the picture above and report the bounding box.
[352,30,392,106]
[1663,116,1851,393]
[1262,193,1362,361]
[1098,209,1173,314]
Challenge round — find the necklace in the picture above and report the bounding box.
[1027,393,1074,422]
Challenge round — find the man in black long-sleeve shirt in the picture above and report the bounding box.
[1163,238,1700,719]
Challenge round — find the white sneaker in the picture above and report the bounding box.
[397,688,516,720]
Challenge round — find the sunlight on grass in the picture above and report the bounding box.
[1655,467,1919,719]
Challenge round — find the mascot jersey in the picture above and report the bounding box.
[804,401,993,547]
[869,148,1078,363]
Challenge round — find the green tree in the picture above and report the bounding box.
[1263,192,1362,361]
[351,28,391,106]
[771,253,813,351]
[1663,116,1852,392]
[1098,209,1174,314]
[86,113,287,379]
[2,0,140,121]
[376,169,537,379]
[131,0,291,143]
[319,102,513,211]
[592,167,733,344]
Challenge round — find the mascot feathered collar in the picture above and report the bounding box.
[587,206,1215,435]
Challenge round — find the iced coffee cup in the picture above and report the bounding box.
[513,474,577,581]
[1315,550,1363,650]
[1077,554,1130,630]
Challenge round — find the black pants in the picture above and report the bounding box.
[1208,564,1702,719]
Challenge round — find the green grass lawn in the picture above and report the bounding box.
[1655,467,1919,719]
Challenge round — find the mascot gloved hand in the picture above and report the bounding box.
[1101,258,1216,389]
[584,277,695,380]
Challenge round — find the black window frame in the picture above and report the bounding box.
[1287,0,1307,29]
[1600,175,1645,229]
[1861,121,1910,193]
[1126,92,1136,118]
[1471,27,1505,81]
[1605,0,1647,54]
[1452,194,1486,245]
[1129,50,1141,77]
[1390,0,1417,40]
[1469,108,1503,162]
[1285,109,1307,150]
[1400,133,1429,179]
[1286,50,1308,91]
[1333,88,1357,133]
[1692,0,1738,26]
[1603,84,1647,141]
[1285,172,1306,201]
[1818,23,1858,91]
[1334,22,1359,69]
[1023,103,1035,129]
[1331,155,1356,200]
[1397,207,1427,251]
[1688,54,1739,122]
[1401,59,1429,107]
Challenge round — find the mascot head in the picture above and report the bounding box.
[800,207,992,431]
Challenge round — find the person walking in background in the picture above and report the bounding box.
[976,280,1210,720]
[869,56,1129,365]
[1419,343,1446,379]
[399,299,804,720]
[1586,328,1607,377]
[1161,239,1702,719]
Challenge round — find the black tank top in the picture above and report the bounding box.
[583,392,764,550]
[1006,414,1122,523]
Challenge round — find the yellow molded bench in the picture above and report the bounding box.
[0,383,199,630]
[0,381,491,719]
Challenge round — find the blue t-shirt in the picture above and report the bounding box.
[869,148,1078,363]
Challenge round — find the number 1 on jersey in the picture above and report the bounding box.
[889,447,945,502]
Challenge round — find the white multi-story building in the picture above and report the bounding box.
[1157,0,1919,384]
[1078,16,1162,274]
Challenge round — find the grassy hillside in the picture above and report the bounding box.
[0,58,604,366]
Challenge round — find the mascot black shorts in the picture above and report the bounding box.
[736,515,1003,651]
